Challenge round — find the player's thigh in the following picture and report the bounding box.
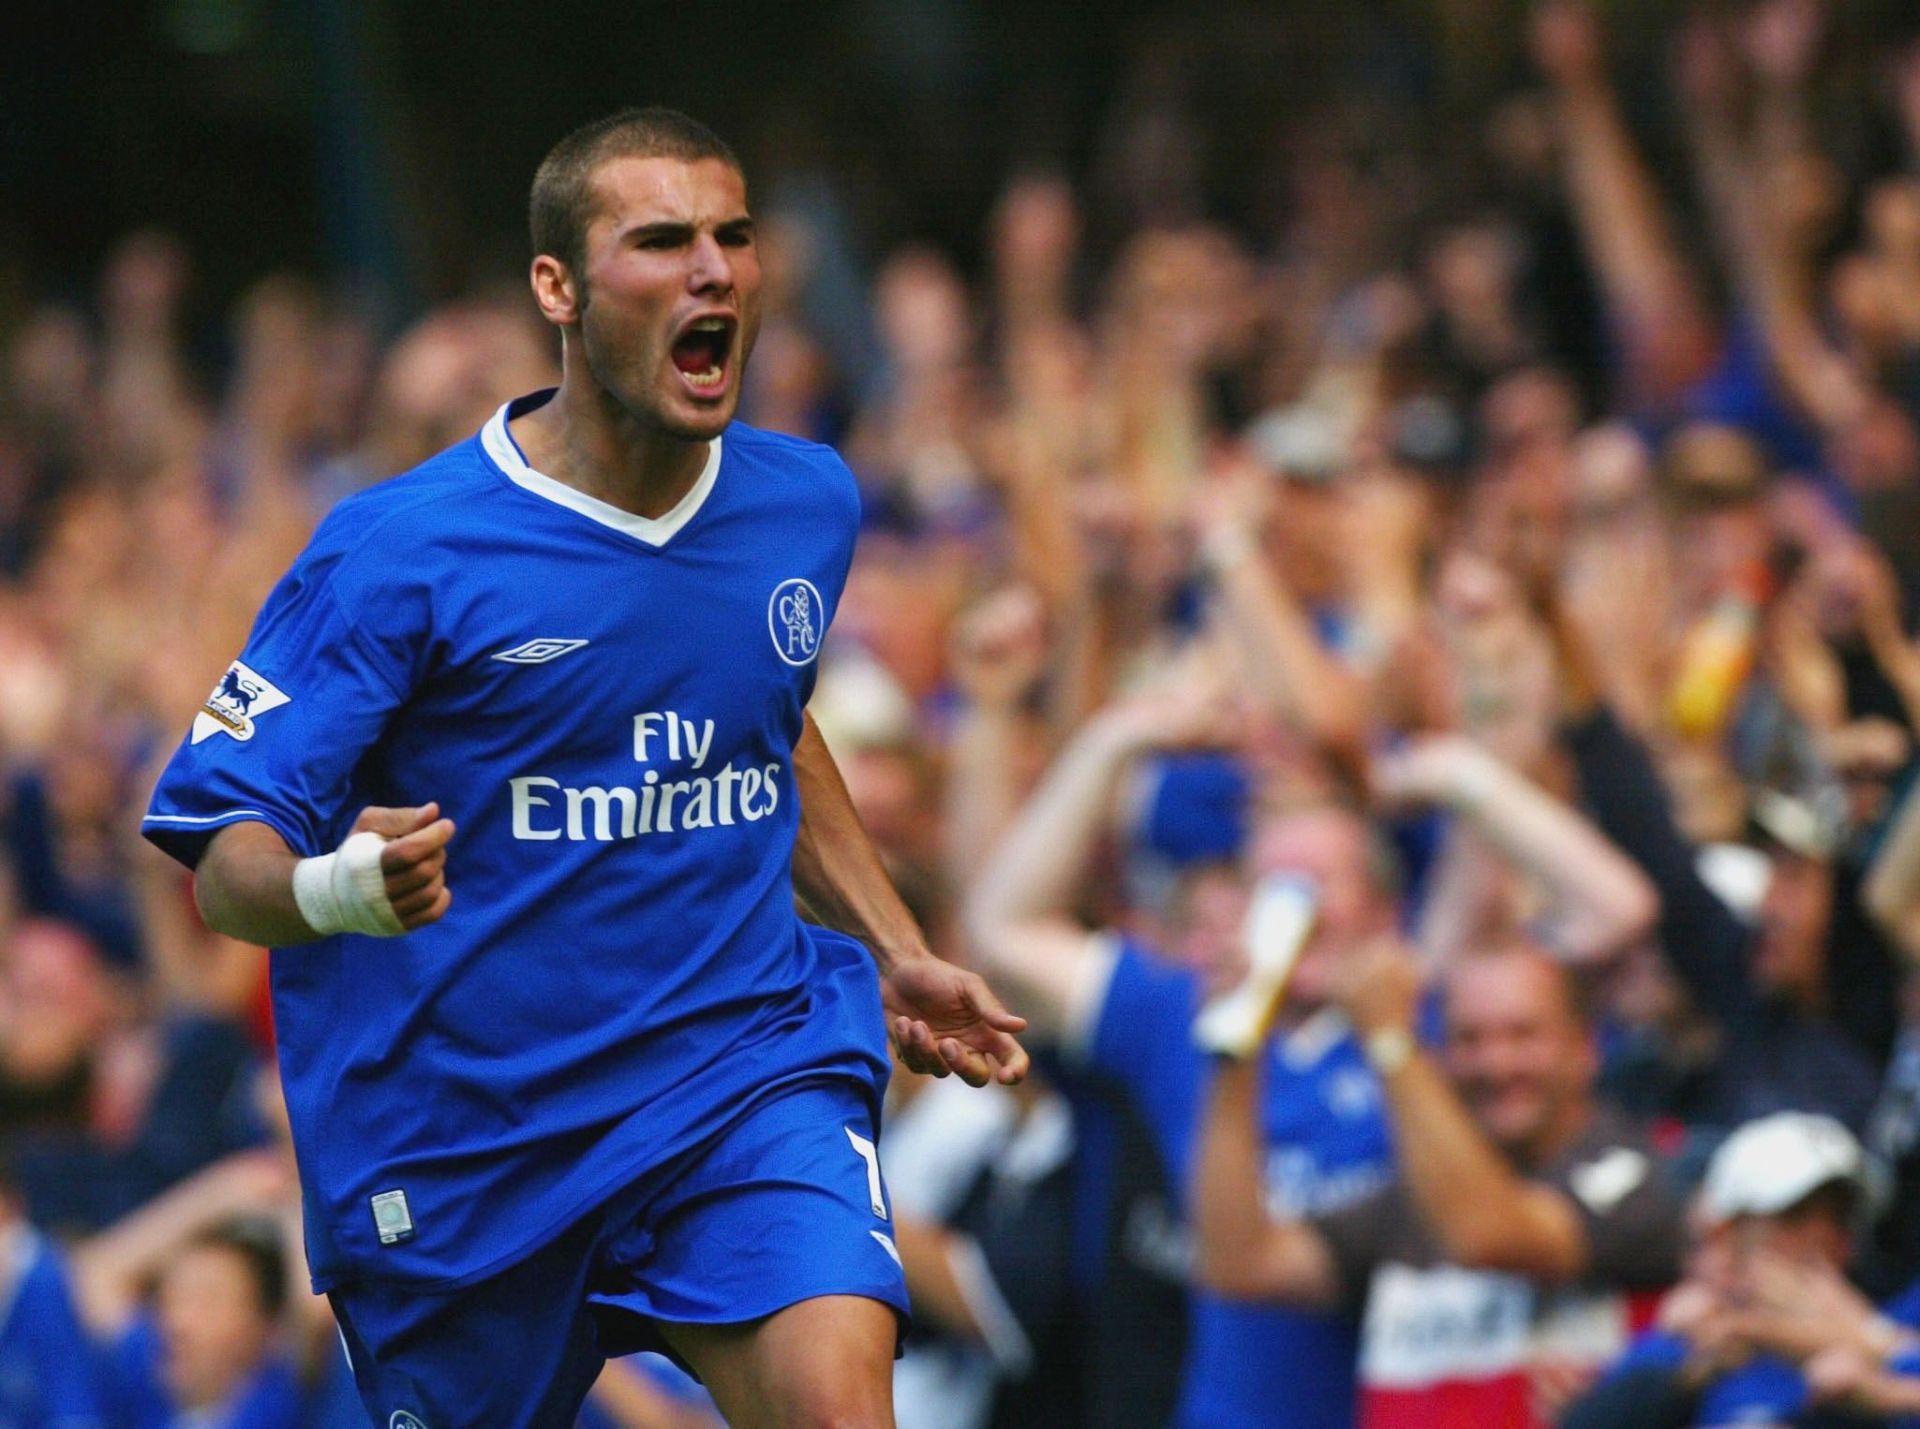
[595,1080,908,1335]
[658,1292,897,1429]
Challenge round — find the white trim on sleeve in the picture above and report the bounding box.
[143,810,280,826]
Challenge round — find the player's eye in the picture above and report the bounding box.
[631,229,688,251]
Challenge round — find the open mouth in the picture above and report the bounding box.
[670,315,735,396]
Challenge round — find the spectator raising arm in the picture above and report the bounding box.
[966,661,1235,1041]
[1191,1054,1345,1304]
[70,1149,294,1336]
[1194,453,1368,781]
[1866,776,1920,963]
[941,585,1050,891]
[1194,938,1601,1305]
[1375,732,1659,965]
[1331,939,1592,1279]
[1531,1,1717,408]
[1681,8,1873,435]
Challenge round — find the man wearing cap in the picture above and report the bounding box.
[1566,1111,1920,1427]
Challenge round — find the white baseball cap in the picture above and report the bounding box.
[1699,1112,1867,1224]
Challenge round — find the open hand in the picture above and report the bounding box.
[882,955,1030,1087]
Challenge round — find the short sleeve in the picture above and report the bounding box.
[1309,1182,1401,1310]
[142,544,421,868]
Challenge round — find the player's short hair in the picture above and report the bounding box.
[530,107,742,276]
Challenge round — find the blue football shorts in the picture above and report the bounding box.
[329,1078,909,1428]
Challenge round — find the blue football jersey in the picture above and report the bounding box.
[1085,941,1395,1429]
[143,391,890,1290]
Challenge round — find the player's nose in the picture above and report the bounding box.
[685,232,734,295]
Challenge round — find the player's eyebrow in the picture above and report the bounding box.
[618,216,755,246]
[621,221,695,246]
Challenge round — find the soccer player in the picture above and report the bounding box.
[141,107,1027,1429]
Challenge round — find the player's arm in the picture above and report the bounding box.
[194,805,455,946]
[791,712,1028,1087]
[1191,1055,1345,1305]
[1336,938,1590,1281]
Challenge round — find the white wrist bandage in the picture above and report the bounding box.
[292,831,405,937]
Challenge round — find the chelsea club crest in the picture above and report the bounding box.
[768,578,824,667]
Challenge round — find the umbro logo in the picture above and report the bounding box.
[491,639,589,665]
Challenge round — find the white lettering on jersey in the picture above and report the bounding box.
[510,707,784,841]
[510,765,782,841]
[632,710,716,768]
[191,660,291,745]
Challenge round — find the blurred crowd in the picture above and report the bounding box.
[7,0,1920,1424]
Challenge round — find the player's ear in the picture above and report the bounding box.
[530,255,582,327]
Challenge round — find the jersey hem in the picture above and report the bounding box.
[305,1066,884,1296]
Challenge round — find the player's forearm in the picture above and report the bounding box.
[1374,1048,1583,1279]
[194,820,325,947]
[791,713,932,972]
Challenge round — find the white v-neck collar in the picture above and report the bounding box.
[481,396,723,549]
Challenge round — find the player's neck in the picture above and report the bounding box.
[512,380,712,521]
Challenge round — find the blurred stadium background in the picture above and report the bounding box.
[9,0,1920,1425]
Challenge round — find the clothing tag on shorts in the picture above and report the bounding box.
[371,1189,415,1245]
